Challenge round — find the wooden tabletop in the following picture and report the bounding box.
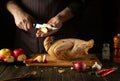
[0,60,120,81]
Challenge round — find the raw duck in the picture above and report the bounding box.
[44,36,94,60]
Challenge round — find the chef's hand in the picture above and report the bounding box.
[6,0,34,31]
[13,11,34,31]
[36,16,62,37]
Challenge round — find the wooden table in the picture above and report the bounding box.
[0,60,120,81]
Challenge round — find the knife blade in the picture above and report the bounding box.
[33,23,58,30]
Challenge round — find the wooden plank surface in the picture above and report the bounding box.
[0,61,120,81]
[26,54,102,67]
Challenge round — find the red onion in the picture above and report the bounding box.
[72,61,87,72]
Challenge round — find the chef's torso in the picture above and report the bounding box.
[19,0,72,23]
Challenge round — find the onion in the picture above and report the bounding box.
[72,61,87,72]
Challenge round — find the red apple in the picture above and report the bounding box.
[0,48,12,60]
[24,55,43,64]
[23,58,38,64]
[13,48,25,55]
[23,58,34,64]
[13,48,27,62]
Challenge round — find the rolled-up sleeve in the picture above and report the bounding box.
[68,0,85,16]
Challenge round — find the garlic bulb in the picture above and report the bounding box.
[92,62,102,70]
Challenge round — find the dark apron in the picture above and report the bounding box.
[14,0,80,56]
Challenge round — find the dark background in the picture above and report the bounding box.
[0,0,119,59]
[0,0,16,50]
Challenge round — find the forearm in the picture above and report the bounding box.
[6,0,24,17]
[55,0,83,23]
[6,0,34,31]
[56,7,74,23]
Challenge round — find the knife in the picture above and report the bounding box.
[33,23,58,30]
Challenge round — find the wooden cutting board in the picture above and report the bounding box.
[26,54,102,67]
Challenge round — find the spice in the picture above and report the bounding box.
[113,34,120,63]
[96,68,109,74]
[96,67,117,77]
[102,43,110,60]
[100,68,116,77]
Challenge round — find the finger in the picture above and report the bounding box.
[36,30,49,37]
[41,30,58,37]
[19,19,27,31]
[26,22,33,31]
[27,17,34,29]
[17,22,24,30]
[36,30,43,37]
[23,20,32,31]
[48,22,56,27]
[23,21,28,31]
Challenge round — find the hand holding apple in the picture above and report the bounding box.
[13,48,27,62]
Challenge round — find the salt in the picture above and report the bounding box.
[102,43,110,60]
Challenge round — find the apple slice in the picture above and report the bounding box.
[3,56,15,63]
[34,55,43,63]
[17,54,27,62]
[41,27,48,33]
[42,55,47,63]
[23,58,35,64]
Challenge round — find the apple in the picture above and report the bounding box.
[13,48,25,55]
[0,48,12,60]
[42,55,47,63]
[23,58,35,64]
[34,55,43,63]
[17,54,27,62]
[41,27,48,33]
[13,48,27,62]
[24,55,43,64]
[3,56,15,63]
